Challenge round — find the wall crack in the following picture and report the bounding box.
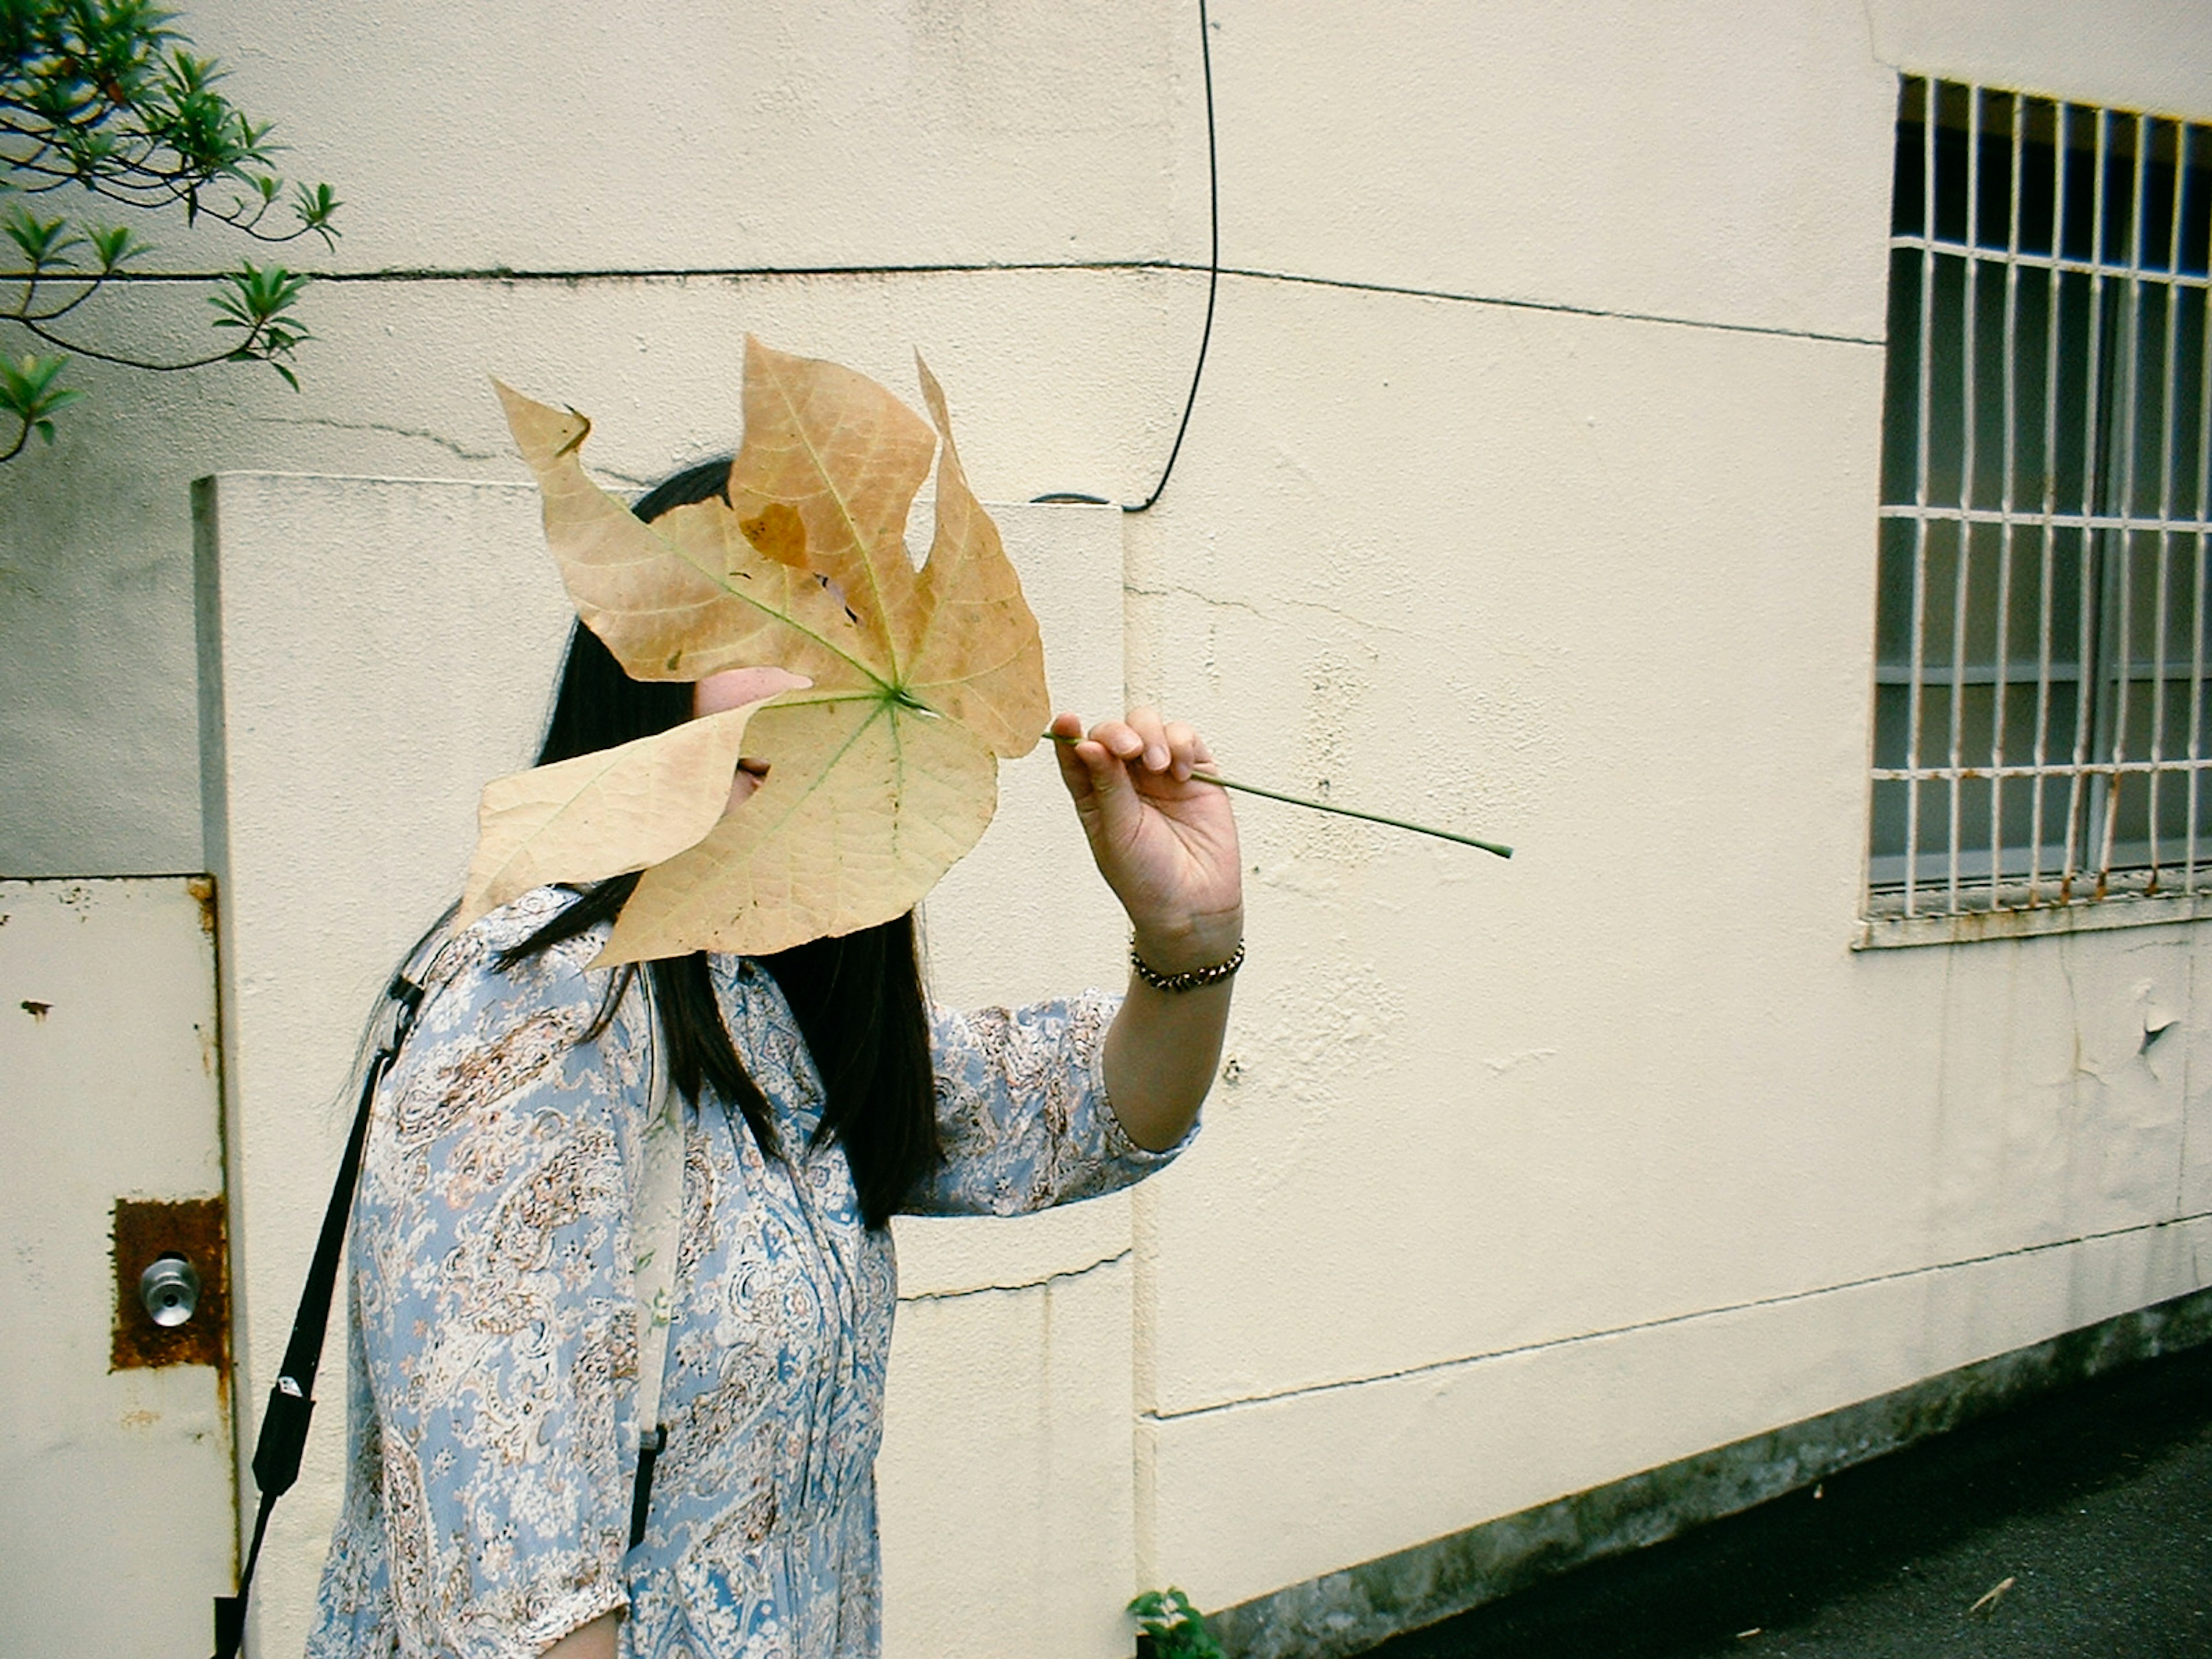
[249,414,505,464]
[1124,581,1422,642]
[898,1246,1131,1304]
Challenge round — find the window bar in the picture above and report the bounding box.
[1904,77,1938,916]
[1876,92,2212,918]
[2096,113,2151,888]
[2061,103,2110,899]
[1886,503,2212,529]
[2031,94,2070,907]
[1908,248,2212,292]
[2146,117,2188,892]
[1949,85,1984,912]
[1991,90,2025,909]
[2188,117,2212,896]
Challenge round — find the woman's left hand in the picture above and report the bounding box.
[1051,708,1244,973]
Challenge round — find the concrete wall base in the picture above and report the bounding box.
[1206,1285,2212,1659]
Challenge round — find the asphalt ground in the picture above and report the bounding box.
[1361,1339,2212,1659]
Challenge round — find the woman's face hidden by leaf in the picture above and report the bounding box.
[483,336,1050,962]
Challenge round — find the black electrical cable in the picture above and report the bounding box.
[1127,0,1219,513]
[1033,0,1218,514]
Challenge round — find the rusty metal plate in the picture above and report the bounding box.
[111,1196,229,1372]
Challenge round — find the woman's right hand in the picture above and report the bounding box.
[1049,707,1244,975]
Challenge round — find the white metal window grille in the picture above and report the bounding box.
[1865,78,2212,944]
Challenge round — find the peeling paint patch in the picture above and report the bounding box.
[1296,644,1385,867]
[1483,1047,1558,1076]
[20,999,50,1022]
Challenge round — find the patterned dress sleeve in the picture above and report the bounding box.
[906,988,1198,1217]
[346,898,647,1659]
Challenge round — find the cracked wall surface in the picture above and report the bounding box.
[1111,0,2212,1635]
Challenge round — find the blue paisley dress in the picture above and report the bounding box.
[306,888,1187,1659]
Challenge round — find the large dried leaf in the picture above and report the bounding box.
[493,381,864,684]
[904,359,1050,753]
[456,675,802,928]
[611,694,1000,959]
[488,336,1049,962]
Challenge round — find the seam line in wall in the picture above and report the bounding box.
[1146,1210,2212,1422]
[1210,266,1885,346]
[58,260,1883,346]
[43,259,1188,283]
[0,870,211,881]
[897,1246,1131,1304]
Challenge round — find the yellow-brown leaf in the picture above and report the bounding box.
[905,354,1049,757]
[601,693,997,963]
[457,674,805,928]
[492,340,1047,959]
[495,380,867,685]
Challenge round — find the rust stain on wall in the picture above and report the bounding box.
[185,873,218,941]
[111,1196,229,1374]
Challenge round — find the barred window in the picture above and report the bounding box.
[1865,78,2212,944]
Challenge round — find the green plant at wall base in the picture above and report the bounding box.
[0,0,339,460]
[1129,1588,1225,1659]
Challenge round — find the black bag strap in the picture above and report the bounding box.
[213,970,423,1659]
[623,976,683,1551]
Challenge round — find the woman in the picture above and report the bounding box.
[308,463,1243,1658]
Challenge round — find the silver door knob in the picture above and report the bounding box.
[139,1254,201,1327]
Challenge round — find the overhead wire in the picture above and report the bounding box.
[1033,0,1218,513]
[1126,0,1219,513]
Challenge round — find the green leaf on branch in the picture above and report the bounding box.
[4,206,85,270]
[293,180,339,244]
[0,350,79,457]
[209,259,312,385]
[88,223,147,271]
[0,0,343,456]
[209,260,310,332]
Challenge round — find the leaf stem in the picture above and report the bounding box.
[1048,732,1512,858]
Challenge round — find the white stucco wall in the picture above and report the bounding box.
[9,0,2212,1654]
[1119,0,2212,1614]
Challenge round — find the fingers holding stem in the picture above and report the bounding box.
[1050,709,1244,974]
[1051,708,1211,788]
[1046,725,1514,860]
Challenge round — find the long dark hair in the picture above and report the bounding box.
[499,459,940,1226]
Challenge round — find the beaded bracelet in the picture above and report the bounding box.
[1130,937,1245,993]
